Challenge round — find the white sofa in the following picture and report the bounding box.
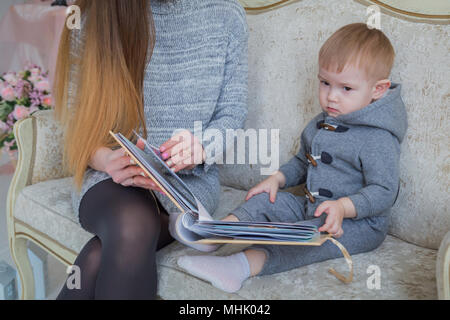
[6,0,450,299]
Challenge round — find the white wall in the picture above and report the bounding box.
[0,0,27,21]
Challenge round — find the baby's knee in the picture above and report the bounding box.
[247,192,273,206]
[250,191,296,208]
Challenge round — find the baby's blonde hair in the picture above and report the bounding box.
[319,23,395,81]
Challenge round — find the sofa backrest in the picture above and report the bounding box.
[219,0,450,250]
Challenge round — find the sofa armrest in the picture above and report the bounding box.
[7,109,69,212]
[6,109,70,236]
[437,230,450,299]
[26,109,70,184]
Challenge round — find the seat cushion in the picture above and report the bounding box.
[13,178,248,253]
[156,235,437,300]
[14,177,93,253]
[14,178,437,299]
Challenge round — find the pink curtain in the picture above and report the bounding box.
[0,0,67,87]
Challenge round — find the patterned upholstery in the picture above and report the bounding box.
[13,177,438,299]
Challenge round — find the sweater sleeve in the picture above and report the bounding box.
[192,10,249,176]
[348,132,401,220]
[278,132,308,189]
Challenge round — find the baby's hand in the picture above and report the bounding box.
[313,200,345,238]
[245,171,286,203]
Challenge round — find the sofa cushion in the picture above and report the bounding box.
[14,178,437,299]
[14,177,93,253]
[13,177,250,254]
[156,235,437,300]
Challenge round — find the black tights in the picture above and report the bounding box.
[56,178,174,300]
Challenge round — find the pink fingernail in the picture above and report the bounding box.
[162,152,169,159]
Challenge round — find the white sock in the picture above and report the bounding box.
[177,252,251,293]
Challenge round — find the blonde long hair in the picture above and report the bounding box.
[53,0,155,191]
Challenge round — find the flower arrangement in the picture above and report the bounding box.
[0,63,53,159]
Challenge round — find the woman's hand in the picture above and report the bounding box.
[245,171,286,203]
[100,139,165,194]
[313,200,345,238]
[159,130,206,173]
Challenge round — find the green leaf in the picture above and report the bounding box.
[5,101,16,108]
[0,102,7,113]
[17,98,27,105]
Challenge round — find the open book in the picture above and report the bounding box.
[110,131,353,283]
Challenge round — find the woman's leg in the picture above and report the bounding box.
[56,236,102,300]
[57,178,174,300]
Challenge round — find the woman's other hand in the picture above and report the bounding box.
[97,139,165,194]
[159,130,206,173]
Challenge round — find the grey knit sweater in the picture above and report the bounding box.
[70,0,249,219]
[279,83,408,223]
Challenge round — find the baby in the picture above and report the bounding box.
[176,23,408,293]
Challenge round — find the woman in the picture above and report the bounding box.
[53,0,248,299]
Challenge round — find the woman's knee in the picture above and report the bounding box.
[113,200,162,246]
[80,180,162,246]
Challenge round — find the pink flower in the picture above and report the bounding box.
[42,95,53,106]
[3,73,18,86]
[3,139,16,158]
[0,120,8,133]
[1,86,16,101]
[35,80,50,92]
[12,105,30,120]
[28,74,41,84]
[30,67,41,76]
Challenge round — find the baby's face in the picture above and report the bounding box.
[318,64,377,117]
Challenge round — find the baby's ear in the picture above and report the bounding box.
[372,79,391,100]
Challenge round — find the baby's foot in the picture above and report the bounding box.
[177,252,251,293]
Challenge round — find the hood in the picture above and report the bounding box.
[328,83,408,143]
